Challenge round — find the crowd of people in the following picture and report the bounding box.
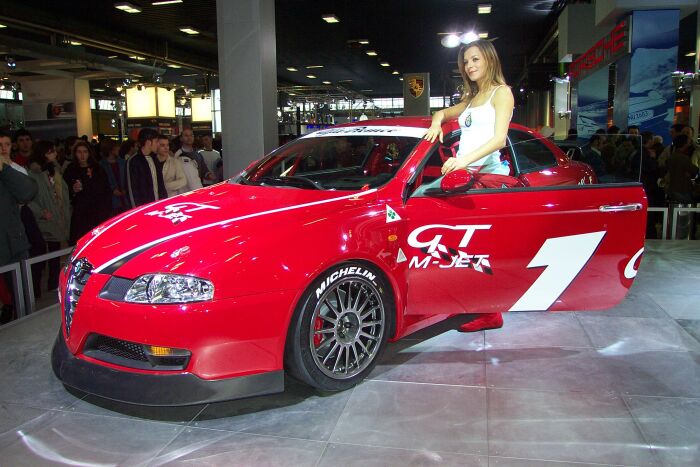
[0,127,223,323]
[574,123,700,208]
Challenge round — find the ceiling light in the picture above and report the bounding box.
[69,40,82,46]
[361,89,373,92]
[441,34,461,48]
[0,24,7,28]
[114,2,142,13]
[182,73,198,77]
[380,62,390,67]
[358,39,369,45]
[478,3,492,14]
[179,27,200,35]
[460,31,479,44]
[136,84,145,91]
[686,51,697,57]
[392,71,399,75]
[107,55,118,59]
[286,67,298,72]
[321,14,339,23]
[288,92,296,96]
[306,65,324,69]
[399,77,404,81]
[93,88,105,92]
[167,64,182,68]
[6,57,16,69]
[322,80,331,85]
[366,50,378,56]
[478,32,489,39]
[129,55,146,61]
[152,0,183,4]
[306,74,317,79]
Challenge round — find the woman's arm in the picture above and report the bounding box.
[442,86,514,174]
[424,101,468,143]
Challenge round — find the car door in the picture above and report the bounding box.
[400,132,647,315]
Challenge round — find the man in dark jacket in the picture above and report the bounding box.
[126,128,160,208]
[0,130,38,266]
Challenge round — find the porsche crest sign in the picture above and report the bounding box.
[408,77,424,98]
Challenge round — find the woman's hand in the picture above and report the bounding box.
[441,157,469,175]
[73,179,83,193]
[424,123,444,143]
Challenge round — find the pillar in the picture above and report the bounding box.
[216,0,278,178]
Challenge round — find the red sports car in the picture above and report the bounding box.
[52,117,647,405]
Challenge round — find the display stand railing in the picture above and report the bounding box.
[21,247,73,315]
[670,207,700,240]
[647,207,669,240]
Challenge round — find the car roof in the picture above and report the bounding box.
[335,116,535,135]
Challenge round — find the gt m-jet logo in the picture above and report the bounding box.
[316,267,377,299]
[407,224,493,274]
[146,202,220,224]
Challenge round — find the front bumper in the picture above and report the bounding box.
[51,331,284,406]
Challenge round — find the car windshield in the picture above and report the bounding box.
[234,131,423,191]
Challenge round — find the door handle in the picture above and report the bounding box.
[599,203,643,212]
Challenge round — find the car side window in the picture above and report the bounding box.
[409,133,460,194]
[509,129,557,173]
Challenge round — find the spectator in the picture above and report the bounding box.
[119,139,137,160]
[0,130,37,322]
[64,141,111,244]
[566,128,578,141]
[659,123,686,168]
[175,128,213,185]
[681,125,700,168]
[27,141,70,292]
[582,134,606,179]
[12,128,33,168]
[665,134,698,204]
[156,135,187,197]
[62,136,79,170]
[600,126,620,173]
[198,132,222,185]
[99,139,129,215]
[126,128,160,207]
[174,128,204,192]
[627,125,640,137]
[633,131,663,207]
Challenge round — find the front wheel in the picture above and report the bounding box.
[285,262,393,391]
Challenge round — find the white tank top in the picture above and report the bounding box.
[456,85,509,175]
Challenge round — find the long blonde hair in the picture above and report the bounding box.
[458,39,506,102]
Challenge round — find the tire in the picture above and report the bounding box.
[285,261,394,391]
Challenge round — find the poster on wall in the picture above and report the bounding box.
[628,10,679,144]
[576,66,609,137]
[22,78,77,121]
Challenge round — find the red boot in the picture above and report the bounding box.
[458,313,503,332]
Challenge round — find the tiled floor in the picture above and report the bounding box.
[0,240,698,466]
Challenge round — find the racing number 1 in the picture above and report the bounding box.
[509,231,606,311]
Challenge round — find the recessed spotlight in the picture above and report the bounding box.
[128,55,146,61]
[478,3,492,14]
[392,71,399,75]
[358,39,369,45]
[152,0,183,4]
[322,80,331,85]
[366,50,378,56]
[69,40,82,46]
[306,65,324,69]
[179,27,200,35]
[460,31,479,44]
[107,55,118,59]
[380,62,390,67]
[306,74,317,79]
[399,77,404,81]
[167,64,182,68]
[286,67,298,72]
[686,51,697,57]
[441,34,461,48]
[0,24,7,28]
[321,14,339,23]
[114,2,142,13]
[478,32,489,39]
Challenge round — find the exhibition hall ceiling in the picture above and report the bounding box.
[0,0,566,97]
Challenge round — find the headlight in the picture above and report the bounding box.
[124,274,214,304]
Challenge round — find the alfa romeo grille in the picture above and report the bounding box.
[86,335,148,362]
[63,258,93,336]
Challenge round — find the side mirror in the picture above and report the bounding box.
[440,169,475,194]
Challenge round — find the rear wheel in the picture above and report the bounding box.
[285,262,393,391]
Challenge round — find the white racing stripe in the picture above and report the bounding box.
[302,125,427,139]
[93,189,378,273]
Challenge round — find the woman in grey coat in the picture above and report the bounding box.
[28,141,70,291]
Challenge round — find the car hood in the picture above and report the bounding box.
[72,183,377,274]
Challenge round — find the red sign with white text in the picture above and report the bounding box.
[569,19,631,81]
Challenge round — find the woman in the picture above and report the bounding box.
[64,141,111,244]
[99,138,128,215]
[27,141,70,292]
[425,39,514,176]
[424,39,514,333]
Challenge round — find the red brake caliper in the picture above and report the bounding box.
[313,316,323,346]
